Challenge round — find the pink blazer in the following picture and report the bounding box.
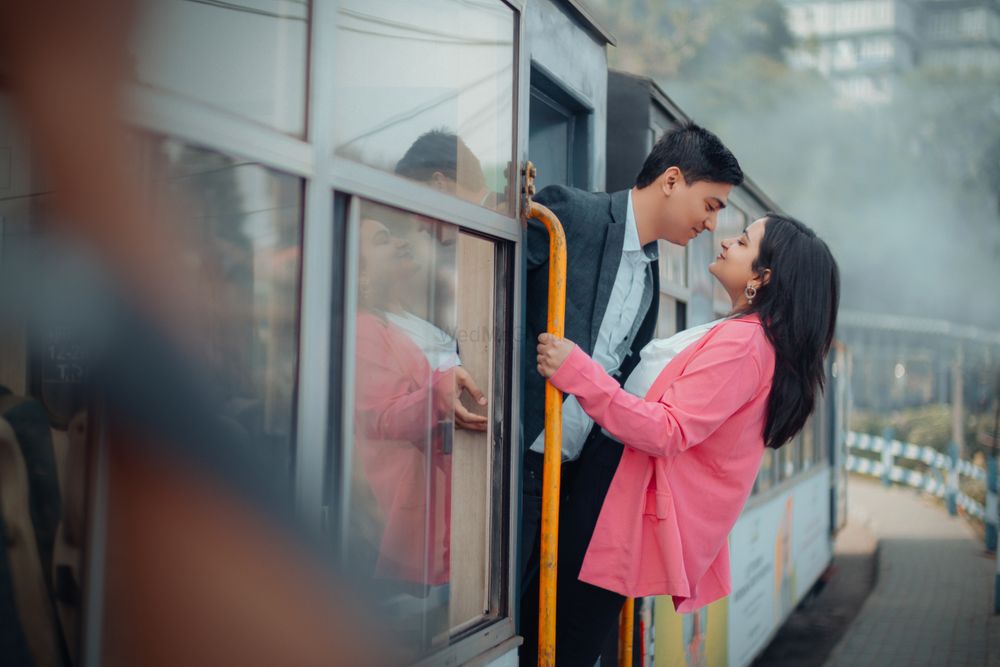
[354,311,453,586]
[548,316,775,612]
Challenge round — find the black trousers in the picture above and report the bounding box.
[518,434,626,667]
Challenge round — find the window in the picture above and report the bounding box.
[656,293,687,338]
[528,70,592,191]
[333,0,516,215]
[754,448,777,495]
[0,118,305,667]
[343,198,505,658]
[0,193,93,665]
[656,237,689,337]
[859,37,894,64]
[802,415,817,470]
[133,0,309,135]
[658,240,689,290]
[153,138,305,481]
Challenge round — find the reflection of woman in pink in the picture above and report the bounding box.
[352,213,486,588]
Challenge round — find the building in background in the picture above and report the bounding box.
[784,0,1000,104]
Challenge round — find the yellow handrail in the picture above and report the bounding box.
[522,162,567,667]
[618,598,634,667]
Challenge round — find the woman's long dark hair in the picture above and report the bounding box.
[743,214,839,449]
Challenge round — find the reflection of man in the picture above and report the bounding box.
[395,130,498,209]
[518,124,744,666]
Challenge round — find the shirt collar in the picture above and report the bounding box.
[626,190,659,262]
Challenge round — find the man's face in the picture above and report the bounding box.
[657,170,733,246]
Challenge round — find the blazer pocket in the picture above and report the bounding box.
[642,489,673,520]
[643,488,658,517]
[654,492,672,520]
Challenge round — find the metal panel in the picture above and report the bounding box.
[336,196,360,558]
[292,0,339,528]
[329,158,521,243]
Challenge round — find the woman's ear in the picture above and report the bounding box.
[758,268,772,287]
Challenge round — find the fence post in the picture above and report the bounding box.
[881,427,894,488]
[947,441,959,517]
[987,455,998,553]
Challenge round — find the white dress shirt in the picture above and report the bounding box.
[530,191,658,461]
[601,318,725,442]
[385,310,462,371]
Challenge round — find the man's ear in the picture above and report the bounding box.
[660,166,682,197]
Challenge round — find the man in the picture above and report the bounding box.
[519,123,744,666]
[395,129,499,209]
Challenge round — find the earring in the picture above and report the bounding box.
[744,284,757,305]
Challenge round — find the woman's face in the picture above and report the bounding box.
[359,217,419,294]
[708,217,768,308]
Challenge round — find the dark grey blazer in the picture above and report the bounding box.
[522,185,659,451]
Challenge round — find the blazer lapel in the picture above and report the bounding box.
[589,190,630,349]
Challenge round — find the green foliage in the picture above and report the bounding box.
[850,403,996,458]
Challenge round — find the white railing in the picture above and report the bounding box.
[846,431,986,520]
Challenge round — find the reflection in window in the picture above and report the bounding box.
[333,0,515,214]
[134,0,309,135]
[346,200,496,656]
[0,195,91,665]
[156,138,304,480]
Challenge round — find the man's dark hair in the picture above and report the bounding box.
[635,122,744,188]
[395,129,485,189]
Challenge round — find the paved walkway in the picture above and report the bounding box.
[823,477,1000,667]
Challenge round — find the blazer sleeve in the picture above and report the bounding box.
[526,185,575,270]
[354,328,453,443]
[548,324,764,458]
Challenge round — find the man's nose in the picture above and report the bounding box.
[704,216,717,233]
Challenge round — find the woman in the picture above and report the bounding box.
[351,211,486,594]
[534,213,838,664]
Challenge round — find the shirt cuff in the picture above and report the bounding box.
[549,344,592,392]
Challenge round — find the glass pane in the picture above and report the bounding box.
[802,415,816,471]
[712,206,747,309]
[658,240,688,288]
[333,0,515,215]
[347,200,495,657]
[0,194,92,666]
[133,0,309,135]
[154,138,304,480]
[756,448,775,494]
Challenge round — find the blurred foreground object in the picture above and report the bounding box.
[0,1,390,665]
